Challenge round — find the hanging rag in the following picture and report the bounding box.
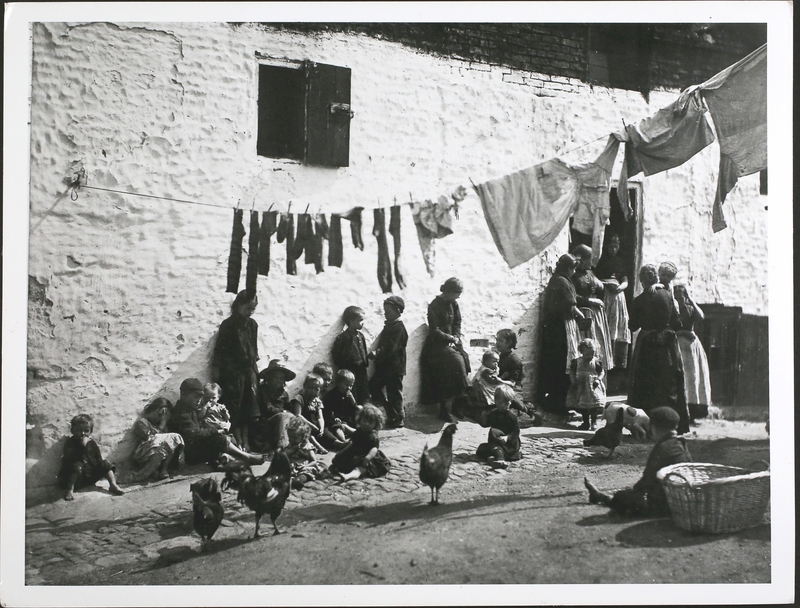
[309,214,327,274]
[570,135,620,265]
[342,207,365,250]
[303,214,317,265]
[276,213,288,243]
[694,44,767,232]
[285,214,297,275]
[410,196,454,277]
[226,208,245,293]
[617,89,716,216]
[473,159,579,268]
[293,213,311,261]
[328,214,343,267]
[257,211,278,276]
[373,208,393,293]
[245,210,260,296]
[388,205,407,290]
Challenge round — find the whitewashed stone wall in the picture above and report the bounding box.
[26,22,767,487]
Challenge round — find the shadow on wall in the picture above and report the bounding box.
[516,293,544,404]
[25,334,219,502]
[285,317,346,395]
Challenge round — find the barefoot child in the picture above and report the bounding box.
[475,385,522,469]
[329,405,391,481]
[321,368,360,449]
[566,338,606,430]
[462,350,514,424]
[288,374,329,454]
[584,407,692,517]
[129,398,185,482]
[495,329,524,389]
[368,295,408,429]
[284,415,327,490]
[332,305,369,405]
[58,414,125,500]
[312,362,334,395]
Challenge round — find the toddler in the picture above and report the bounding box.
[463,350,514,424]
[332,305,369,405]
[284,415,327,490]
[566,338,606,430]
[475,385,523,470]
[585,407,692,516]
[200,383,231,434]
[312,362,334,395]
[58,414,125,500]
[368,295,409,429]
[129,397,185,482]
[329,405,392,481]
[322,368,361,448]
[288,374,328,454]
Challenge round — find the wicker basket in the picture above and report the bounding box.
[657,462,770,533]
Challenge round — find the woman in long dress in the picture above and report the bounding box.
[593,234,631,368]
[673,284,712,422]
[420,277,471,423]
[571,244,614,372]
[536,254,584,421]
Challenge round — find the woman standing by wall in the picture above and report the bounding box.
[537,254,584,422]
[673,283,712,422]
[593,234,631,368]
[420,278,471,423]
[571,244,615,372]
[212,290,260,452]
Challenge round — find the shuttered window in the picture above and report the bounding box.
[257,59,352,167]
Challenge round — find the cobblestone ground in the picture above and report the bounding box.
[24,417,770,586]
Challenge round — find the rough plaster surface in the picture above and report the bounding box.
[26,23,768,487]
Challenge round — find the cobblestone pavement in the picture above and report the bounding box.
[24,416,768,585]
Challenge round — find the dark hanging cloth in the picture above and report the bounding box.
[303,215,316,265]
[245,211,260,296]
[310,214,327,274]
[226,208,245,294]
[258,210,278,276]
[293,213,310,261]
[328,214,344,267]
[343,207,365,250]
[373,208,393,293]
[285,214,297,275]
[276,213,288,243]
[389,205,407,290]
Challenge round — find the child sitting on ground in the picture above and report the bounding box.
[496,329,524,390]
[368,295,409,429]
[475,385,523,470]
[566,338,606,430]
[199,383,231,434]
[321,368,361,449]
[584,407,692,517]
[332,305,370,405]
[461,350,516,424]
[284,415,328,490]
[312,362,334,395]
[58,414,125,500]
[288,374,329,454]
[329,405,392,481]
[129,397,185,482]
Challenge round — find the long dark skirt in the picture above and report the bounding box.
[537,320,571,416]
[218,367,259,427]
[628,329,690,434]
[419,340,470,405]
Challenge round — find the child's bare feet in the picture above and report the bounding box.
[156,470,170,480]
[109,485,125,496]
[584,477,609,505]
[64,491,75,501]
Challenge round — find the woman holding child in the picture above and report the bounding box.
[420,277,471,423]
[128,397,185,482]
[571,244,614,372]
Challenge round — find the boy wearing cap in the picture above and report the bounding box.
[368,296,408,429]
[170,378,263,466]
[584,406,692,516]
[257,360,296,419]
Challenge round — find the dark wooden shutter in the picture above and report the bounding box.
[305,61,351,167]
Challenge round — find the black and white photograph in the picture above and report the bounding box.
[2,2,794,606]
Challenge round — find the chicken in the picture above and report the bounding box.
[190,478,224,548]
[419,423,457,505]
[583,407,625,458]
[221,451,292,538]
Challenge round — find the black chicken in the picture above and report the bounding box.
[419,423,457,505]
[583,407,625,458]
[221,451,292,538]
[190,478,224,548]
